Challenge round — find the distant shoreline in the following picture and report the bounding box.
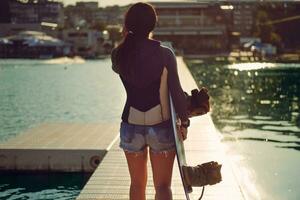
[1,53,299,64]
[183,53,300,64]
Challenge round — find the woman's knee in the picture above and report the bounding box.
[154,184,172,193]
[130,182,147,192]
[154,184,172,200]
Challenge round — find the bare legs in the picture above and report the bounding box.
[124,148,176,200]
[125,148,148,200]
[150,150,176,200]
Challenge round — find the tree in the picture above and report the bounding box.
[90,21,106,31]
[254,10,282,47]
[107,25,122,47]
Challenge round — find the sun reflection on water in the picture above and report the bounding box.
[186,59,300,200]
[227,62,277,71]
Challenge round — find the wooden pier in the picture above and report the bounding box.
[0,122,119,172]
[76,57,246,200]
[0,57,247,199]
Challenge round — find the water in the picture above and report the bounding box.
[0,173,89,200]
[186,60,300,200]
[0,58,125,142]
[0,58,125,199]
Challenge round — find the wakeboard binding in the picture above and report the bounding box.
[183,88,222,199]
[184,88,210,117]
[182,161,222,187]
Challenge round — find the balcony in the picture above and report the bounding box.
[154,26,226,36]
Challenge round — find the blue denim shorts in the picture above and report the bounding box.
[119,120,175,153]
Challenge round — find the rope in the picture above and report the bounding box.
[198,186,205,200]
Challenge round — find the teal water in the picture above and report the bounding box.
[0,58,125,142]
[0,58,125,199]
[186,60,300,200]
[0,173,89,200]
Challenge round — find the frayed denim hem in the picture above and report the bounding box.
[150,147,176,157]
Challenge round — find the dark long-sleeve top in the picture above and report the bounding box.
[111,38,188,125]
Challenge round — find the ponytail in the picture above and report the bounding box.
[114,2,157,76]
[116,31,139,76]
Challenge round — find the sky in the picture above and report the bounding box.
[62,0,186,7]
[62,0,300,7]
[62,0,135,7]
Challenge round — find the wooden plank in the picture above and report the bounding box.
[0,122,119,150]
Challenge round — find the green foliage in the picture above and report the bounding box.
[107,26,122,46]
[90,21,106,31]
[254,9,282,47]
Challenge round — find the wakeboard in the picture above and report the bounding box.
[169,94,192,200]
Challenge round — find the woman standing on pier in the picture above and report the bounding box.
[111,3,189,200]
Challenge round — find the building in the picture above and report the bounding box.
[151,1,229,54]
[9,0,64,25]
[231,2,256,37]
[0,23,42,37]
[64,1,99,29]
[0,31,71,58]
[0,0,64,37]
[75,1,98,10]
[0,0,11,23]
[93,9,123,25]
[63,29,107,57]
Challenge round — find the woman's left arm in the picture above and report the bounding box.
[111,48,119,74]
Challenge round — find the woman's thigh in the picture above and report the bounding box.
[149,150,176,187]
[124,148,148,186]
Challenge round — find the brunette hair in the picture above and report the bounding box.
[115,2,157,76]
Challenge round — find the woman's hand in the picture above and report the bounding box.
[179,126,188,141]
[176,125,188,141]
[176,119,189,141]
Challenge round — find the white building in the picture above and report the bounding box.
[63,29,105,57]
